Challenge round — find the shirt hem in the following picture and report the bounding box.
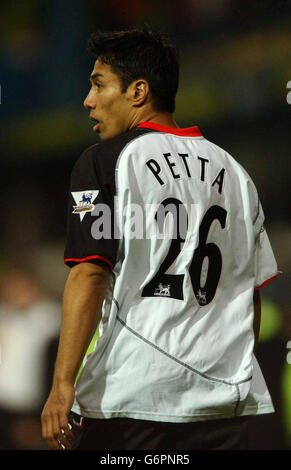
[71,404,274,423]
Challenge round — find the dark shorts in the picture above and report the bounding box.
[68,412,249,450]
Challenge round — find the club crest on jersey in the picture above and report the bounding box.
[154,283,171,297]
[71,190,99,221]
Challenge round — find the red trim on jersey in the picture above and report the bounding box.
[255,274,278,290]
[64,255,113,270]
[137,121,202,137]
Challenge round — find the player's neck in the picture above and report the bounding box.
[130,109,179,130]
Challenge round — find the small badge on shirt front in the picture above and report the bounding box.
[71,190,99,221]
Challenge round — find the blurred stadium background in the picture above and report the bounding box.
[0,0,290,450]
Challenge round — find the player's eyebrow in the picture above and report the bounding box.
[90,72,103,82]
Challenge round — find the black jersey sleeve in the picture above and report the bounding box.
[64,144,117,271]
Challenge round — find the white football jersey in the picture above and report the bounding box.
[65,122,278,422]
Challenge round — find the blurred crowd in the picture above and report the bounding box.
[0,0,290,450]
[0,263,61,449]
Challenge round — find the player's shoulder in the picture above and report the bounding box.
[205,136,261,218]
[204,136,257,184]
[74,127,154,172]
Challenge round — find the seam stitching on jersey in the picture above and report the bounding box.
[112,296,120,310]
[253,197,260,225]
[234,376,253,385]
[116,315,251,387]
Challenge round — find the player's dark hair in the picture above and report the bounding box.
[87,25,179,113]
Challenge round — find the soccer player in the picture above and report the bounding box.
[41,25,278,450]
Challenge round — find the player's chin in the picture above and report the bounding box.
[95,127,106,140]
[98,132,106,141]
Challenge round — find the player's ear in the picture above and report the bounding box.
[128,79,150,107]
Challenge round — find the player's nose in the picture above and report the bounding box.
[83,90,95,109]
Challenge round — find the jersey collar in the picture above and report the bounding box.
[137,121,202,137]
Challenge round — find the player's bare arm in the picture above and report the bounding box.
[253,289,261,353]
[41,262,110,450]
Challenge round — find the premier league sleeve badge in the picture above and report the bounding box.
[71,190,99,221]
